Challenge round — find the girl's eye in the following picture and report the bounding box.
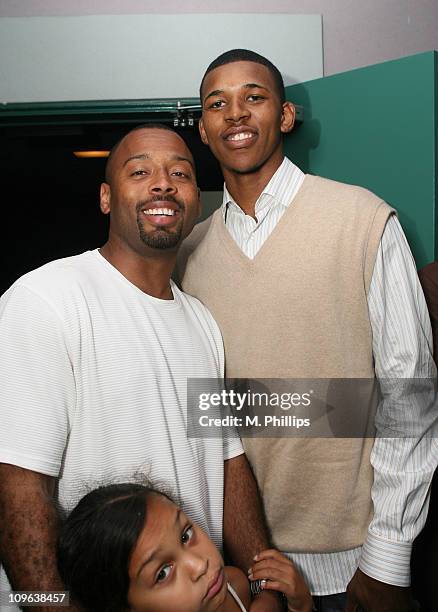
[156,564,172,583]
[181,525,194,544]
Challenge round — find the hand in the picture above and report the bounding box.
[346,568,419,612]
[249,589,284,612]
[249,549,313,612]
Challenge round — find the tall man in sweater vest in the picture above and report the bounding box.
[179,49,437,612]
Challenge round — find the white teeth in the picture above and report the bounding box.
[143,208,176,216]
[228,132,254,141]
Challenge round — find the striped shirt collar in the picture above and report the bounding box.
[222,157,305,220]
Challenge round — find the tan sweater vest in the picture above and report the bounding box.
[180,175,394,553]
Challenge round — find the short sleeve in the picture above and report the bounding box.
[223,438,244,461]
[0,284,75,476]
[222,430,244,461]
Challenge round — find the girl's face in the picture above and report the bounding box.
[127,494,227,612]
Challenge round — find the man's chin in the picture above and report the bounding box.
[225,159,266,175]
[140,229,182,250]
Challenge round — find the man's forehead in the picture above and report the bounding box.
[122,129,189,154]
[116,129,193,165]
[203,60,275,91]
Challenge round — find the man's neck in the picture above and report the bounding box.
[99,241,175,300]
[223,156,284,218]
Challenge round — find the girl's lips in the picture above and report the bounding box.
[205,568,225,600]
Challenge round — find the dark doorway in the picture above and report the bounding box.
[0,99,223,295]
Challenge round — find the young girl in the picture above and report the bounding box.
[57,483,312,612]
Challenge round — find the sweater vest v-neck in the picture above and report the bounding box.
[180,174,394,553]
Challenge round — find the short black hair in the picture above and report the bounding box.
[57,483,174,612]
[200,48,285,104]
[105,122,181,184]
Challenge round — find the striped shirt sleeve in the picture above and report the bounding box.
[360,215,438,586]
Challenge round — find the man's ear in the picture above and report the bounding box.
[100,183,111,215]
[280,101,296,134]
[199,118,209,146]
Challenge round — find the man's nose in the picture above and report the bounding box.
[149,170,176,193]
[225,98,250,123]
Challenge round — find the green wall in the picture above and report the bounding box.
[285,51,437,269]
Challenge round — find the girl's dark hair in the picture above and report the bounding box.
[57,483,169,612]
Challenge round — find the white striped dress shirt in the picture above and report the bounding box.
[222,157,438,595]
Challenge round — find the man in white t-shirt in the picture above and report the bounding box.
[0,125,282,612]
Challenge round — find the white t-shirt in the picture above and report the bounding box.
[0,250,242,604]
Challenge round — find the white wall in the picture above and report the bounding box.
[1,0,437,76]
[0,14,322,102]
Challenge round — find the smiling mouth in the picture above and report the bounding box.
[140,203,181,228]
[142,208,176,216]
[226,132,256,142]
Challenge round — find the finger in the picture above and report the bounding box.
[251,550,300,579]
[250,557,296,578]
[251,558,291,573]
[250,563,296,585]
[260,579,308,606]
[248,561,302,587]
[254,549,298,571]
[254,549,288,563]
[260,580,286,594]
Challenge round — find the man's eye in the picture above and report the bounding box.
[132,170,147,176]
[172,171,187,178]
[156,564,172,583]
[209,100,225,109]
[248,94,264,102]
[181,525,194,544]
